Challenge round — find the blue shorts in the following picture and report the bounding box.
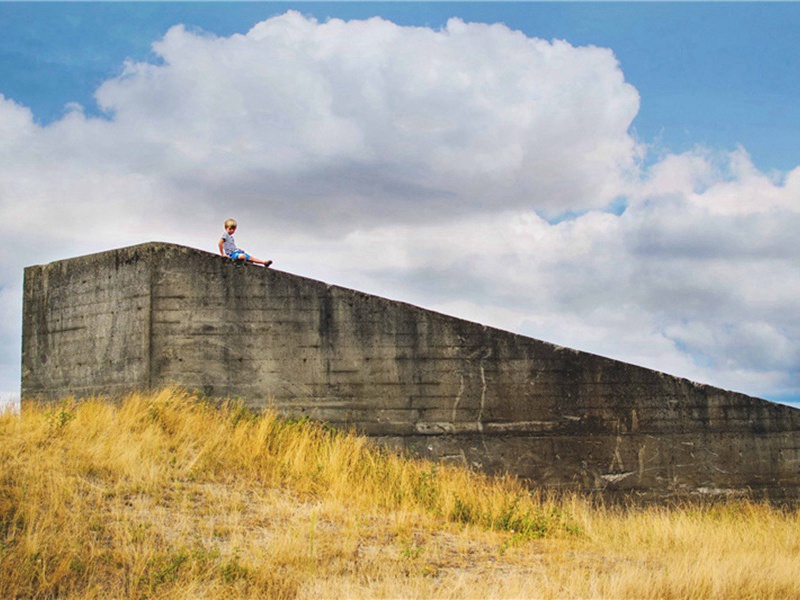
[228,250,250,261]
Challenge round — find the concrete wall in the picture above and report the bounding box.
[22,247,153,398]
[22,242,800,500]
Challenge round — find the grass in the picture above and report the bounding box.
[1,387,798,599]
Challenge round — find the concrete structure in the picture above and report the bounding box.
[22,242,800,500]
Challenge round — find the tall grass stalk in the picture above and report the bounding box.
[2,387,798,598]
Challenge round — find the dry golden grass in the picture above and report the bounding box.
[2,387,798,599]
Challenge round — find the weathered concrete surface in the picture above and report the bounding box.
[22,242,800,500]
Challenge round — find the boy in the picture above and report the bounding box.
[219,219,273,267]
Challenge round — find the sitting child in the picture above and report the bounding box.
[218,219,273,267]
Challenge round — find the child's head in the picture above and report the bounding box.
[224,219,237,233]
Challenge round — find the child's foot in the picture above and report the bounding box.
[264,260,273,268]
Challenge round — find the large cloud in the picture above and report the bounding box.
[1,12,798,404]
[7,12,640,232]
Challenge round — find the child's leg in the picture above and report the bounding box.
[246,255,272,267]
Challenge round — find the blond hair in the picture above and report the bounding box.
[224,219,237,228]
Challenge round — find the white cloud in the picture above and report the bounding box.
[87,12,641,223]
[0,12,798,405]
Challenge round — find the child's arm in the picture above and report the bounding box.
[218,238,225,256]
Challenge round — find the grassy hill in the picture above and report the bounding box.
[2,388,798,599]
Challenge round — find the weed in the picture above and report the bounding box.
[412,465,441,511]
[142,548,189,590]
[45,399,76,432]
[220,554,249,584]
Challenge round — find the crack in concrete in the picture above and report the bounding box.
[609,435,625,472]
[452,372,465,424]
[476,340,492,426]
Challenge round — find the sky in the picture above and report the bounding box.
[1,2,800,409]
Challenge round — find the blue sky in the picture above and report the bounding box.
[1,2,800,408]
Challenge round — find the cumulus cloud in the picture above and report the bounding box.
[0,12,798,404]
[89,12,639,224]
